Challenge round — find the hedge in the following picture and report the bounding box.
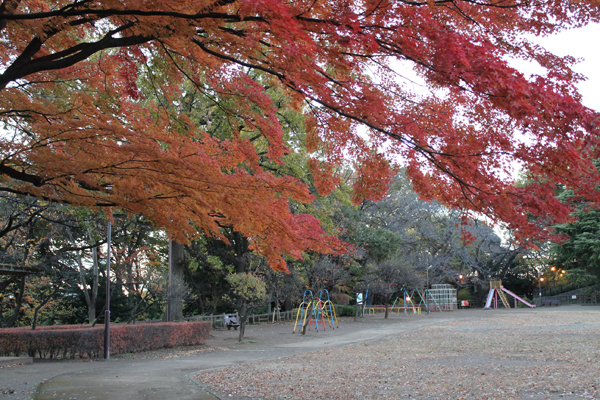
[0,321,211,359]
[334,305,356,317]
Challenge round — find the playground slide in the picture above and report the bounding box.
[484,289,495,309]
[501,286,536,308]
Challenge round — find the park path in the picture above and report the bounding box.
[0,309,511,400]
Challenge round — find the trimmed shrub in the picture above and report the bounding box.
[0,321,211,359]
[331,293,350,305]
[517,297,533,308]
[457,288,475,302]
[334,305,356,317]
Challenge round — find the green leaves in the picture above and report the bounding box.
[553,208,600,278]
[225,272,268,305]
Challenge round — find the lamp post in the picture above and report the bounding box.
[167,236,172,322]
[427,265,432,289]
[538,269,543,298]
[426,265,433,314]
[104,219,112,360]
[103,185,113,360]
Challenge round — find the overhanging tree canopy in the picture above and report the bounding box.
[1,0,599,271]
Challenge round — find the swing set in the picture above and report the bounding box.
[362,286,444,315]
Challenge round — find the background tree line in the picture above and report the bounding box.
[2,0,599,334]
[4,169,596,330]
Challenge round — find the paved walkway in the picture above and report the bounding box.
[0,309,518,400]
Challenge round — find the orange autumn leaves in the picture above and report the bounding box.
[1,0,599,270]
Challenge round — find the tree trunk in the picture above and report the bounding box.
[301,308,311,335]
[238,302,248,342]
[6,276,25,327]
[89,245,99,323]
[32,288,57,330]
[384,304,389,319]
[164,240,185,321]
[233,233,250,341]
[75,245,94,323]
[32,306,39,330]
[70,228,99,324]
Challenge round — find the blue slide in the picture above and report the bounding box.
[484,289,495,309]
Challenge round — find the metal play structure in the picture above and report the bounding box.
[360,288,369,316]
[390,287,422,315]
[484,280,536,309]
[361,286,449,315]
[406,287,444,313]
[427,284,458,311]
[293,289,339,335]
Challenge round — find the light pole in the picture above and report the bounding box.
[538,270,543,298]
[167,236,172,322]
[104,219,111,360]
[426,265,433,314]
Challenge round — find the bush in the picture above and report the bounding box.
[457,288,475,302]
[0,321,211,359]
[518,297,533,308]
[331,293,350,305]
[253,305,269,314]
[333,305,356,317]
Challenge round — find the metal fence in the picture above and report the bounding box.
[362,305,422,315]
[540,284,600,297]
[184,310,294,328]
[536,294,599,306]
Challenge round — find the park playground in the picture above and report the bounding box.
[1,306,599,400]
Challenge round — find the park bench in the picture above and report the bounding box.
[223,313,241,330]
[460,300,472,308]
[542,299,560,306]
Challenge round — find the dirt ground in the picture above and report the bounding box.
[1,306,599,400]
[196,307,600,400]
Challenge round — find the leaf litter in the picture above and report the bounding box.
[196,310,600,399]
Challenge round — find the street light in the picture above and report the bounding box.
[167,237,172,322]
[426,265,433,314]
[427,265,433,289]
[104,185,113,361]
[104,219,112,360]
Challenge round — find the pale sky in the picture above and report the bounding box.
[524,23,600,112]
[396,22,600,112]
